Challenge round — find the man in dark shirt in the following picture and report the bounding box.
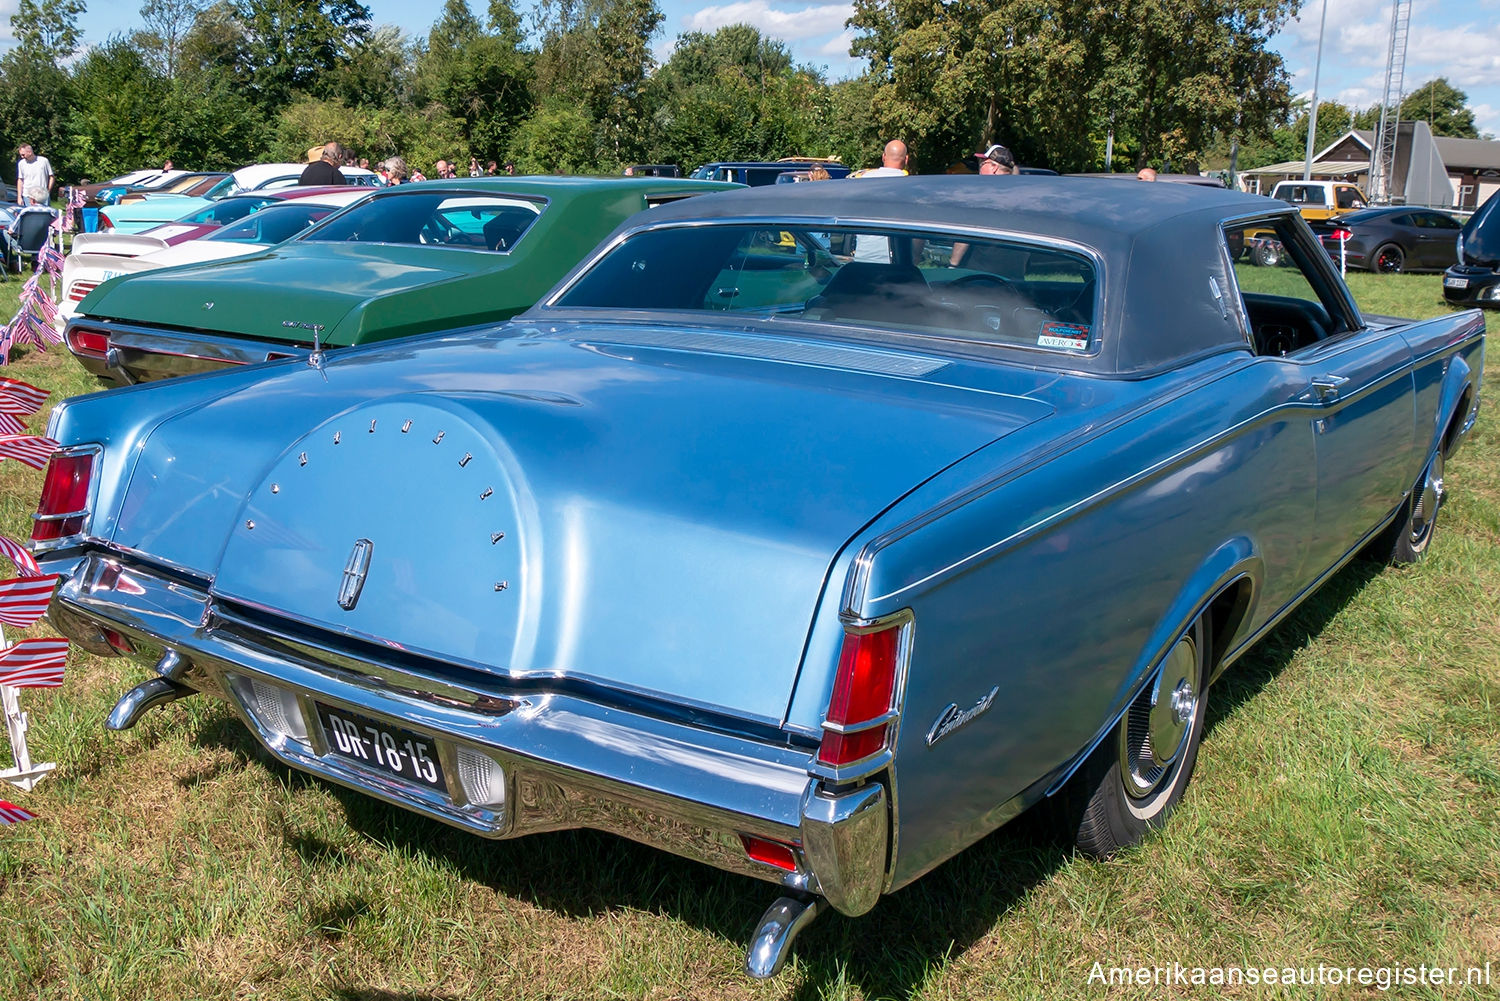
[299,143,346,186]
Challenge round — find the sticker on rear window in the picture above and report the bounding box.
[1038,321,1090,351]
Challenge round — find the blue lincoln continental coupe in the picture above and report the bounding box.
[30,177,1484,977]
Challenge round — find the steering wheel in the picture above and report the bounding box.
[948,273,1012,288]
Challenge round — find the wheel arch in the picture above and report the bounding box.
[1044,537,1262,796]
[1438,363,1477,459]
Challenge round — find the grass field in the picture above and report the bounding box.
[0,272,1495,1000]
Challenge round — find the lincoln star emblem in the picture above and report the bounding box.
[338,539,374,610]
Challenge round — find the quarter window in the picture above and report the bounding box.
[1225,217,1359,356]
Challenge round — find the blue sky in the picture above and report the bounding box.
[5,0,1497,139]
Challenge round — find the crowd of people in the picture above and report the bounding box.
[16,134,1162,206]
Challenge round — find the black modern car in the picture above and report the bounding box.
[1444,189,1500,308]
[1309,206,1462,273]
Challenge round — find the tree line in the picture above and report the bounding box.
[2,0,1475,186]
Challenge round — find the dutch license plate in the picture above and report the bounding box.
[316,704,447,792]
[1445,276,1468,289]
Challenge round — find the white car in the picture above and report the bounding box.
[60,187,372,327]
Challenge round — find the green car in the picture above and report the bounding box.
[65,176,740,385]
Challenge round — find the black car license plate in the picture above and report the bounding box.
[316,704,447,793]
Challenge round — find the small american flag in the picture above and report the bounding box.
[0,800,37,825]
[0,637,69,688]
[0,413,25,435]
[0,434,58,469]
[0,377,48,415]
[0,575,58,628]
[0,535,41,576]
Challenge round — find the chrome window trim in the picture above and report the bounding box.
[1219,208,1364,337]
[539,215,1106,357]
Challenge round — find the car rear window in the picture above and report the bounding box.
[299,192,544,251]
[203,203,337,245]
[553,224,1099,355]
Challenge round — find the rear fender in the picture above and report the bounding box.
[1433,352,1479,459]
[1044,536,1262,795]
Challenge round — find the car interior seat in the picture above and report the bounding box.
[804,261,930,326]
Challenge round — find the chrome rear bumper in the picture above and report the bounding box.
[63,318,309,385]
[43,550,891,916]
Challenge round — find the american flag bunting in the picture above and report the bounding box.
[0,800,37,825]
[0,377,48,415]
[0,638,69,688]
[0,575,58,628]
[0,434,58,469]
[0,535,41,576]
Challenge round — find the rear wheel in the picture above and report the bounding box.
[1371,451,1444,565]
[1068,618,1209,857]
[1372,243,1405,274]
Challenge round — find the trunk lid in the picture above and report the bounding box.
[115,325,1052,723]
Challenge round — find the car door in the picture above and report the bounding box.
[1227,216,1416,573]
[1412,211,1462,269]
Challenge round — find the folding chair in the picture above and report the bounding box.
[6,208,57,273]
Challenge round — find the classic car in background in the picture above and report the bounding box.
[1310,206,1463,273]
[112,172,229,206]
[64,176,739,385]
[60,187,373,334]
[1445,188,1500,308]
[96,163,380,234]
[1269,179,1370,220]
[77,169,172,207]
[96,171,226,206]
[32,178,1483,977]
[690,160,852,184]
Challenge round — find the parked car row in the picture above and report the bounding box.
[30,174,1488,979]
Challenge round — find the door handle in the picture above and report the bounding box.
[1311,374,1348,402]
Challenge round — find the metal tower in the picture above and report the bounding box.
[1369,0,1412,203]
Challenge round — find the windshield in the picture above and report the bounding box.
[202,203,336,245]
[1460,189,1500,268]
[299,191,544,250]
[203,176,237,201]
[552,223,1099,355]
[177,196,274,226]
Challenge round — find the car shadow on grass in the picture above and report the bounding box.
[183,555,1391,999]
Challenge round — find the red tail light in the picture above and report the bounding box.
[1332,228,1353,241]
[66,327,109,358]
[31,450,95,542]
[98,212,115,232]
[739,834,798,871]
[67,279,102,302]
[816,621,905,767]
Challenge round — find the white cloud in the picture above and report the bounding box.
[0,0,16,43]
[682,1,853,43]
[1471,103,1500,138]
[817,28,853,59]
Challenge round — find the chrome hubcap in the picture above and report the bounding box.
[1410,453,1445,547]
[1120,635,1199,798]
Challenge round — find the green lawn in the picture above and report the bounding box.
[0,274,1495,999]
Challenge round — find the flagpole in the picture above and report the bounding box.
[1303,0,1329,181]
